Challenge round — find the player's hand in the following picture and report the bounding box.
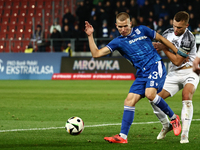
[85,21,94,36]
[152,42,159,51]
[193,67,200,75]
[157,43,168,51]
[183,56,189,63]
[193,56,200,75]
[152,42,157,48]
[153,42,167,52]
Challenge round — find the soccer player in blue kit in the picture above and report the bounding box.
[85,12,181,143]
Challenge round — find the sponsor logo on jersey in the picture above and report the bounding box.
[129,36,147,44]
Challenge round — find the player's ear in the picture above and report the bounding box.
[115,23,118,28]
[130,21,132,27]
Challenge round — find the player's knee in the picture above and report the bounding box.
[145,88,157,101]
[124,93,141,106]
[124,98,135,106]
[145,92,155,101]
[124,95,138,106]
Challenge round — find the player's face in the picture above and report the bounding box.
[116,18,132,37]
[173,20,188,36]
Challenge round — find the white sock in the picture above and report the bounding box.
[119,133,127,139]
[181,100,193,138]
[161,117,171,129]
[149,100,170,129]
[170,114,177,120]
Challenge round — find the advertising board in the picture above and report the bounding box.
[52,57,137,80]
[0,53,69,80]
[60,57,136,73]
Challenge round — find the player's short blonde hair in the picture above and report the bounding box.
[116,12,130,22]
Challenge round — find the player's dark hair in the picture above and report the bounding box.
[174,11,189,24]
[116,12,130,21]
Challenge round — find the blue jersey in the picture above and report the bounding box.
[106,25,162,76]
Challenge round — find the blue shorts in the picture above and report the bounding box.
[129,61,167,97]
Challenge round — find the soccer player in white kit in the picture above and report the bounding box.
[150,11,199,144]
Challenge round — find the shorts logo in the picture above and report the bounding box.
[150,81,154,86]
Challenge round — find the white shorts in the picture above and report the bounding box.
[163,68,199,97]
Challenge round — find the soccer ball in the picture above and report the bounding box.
[65,117,84,135]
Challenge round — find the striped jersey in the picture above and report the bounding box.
[162,28,196,71]
[106,25,161,75]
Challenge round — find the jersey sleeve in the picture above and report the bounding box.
[106,38,120,52]
[162,30,168,38]
[162,28,173,38]
[140,25,156,40]
[178,31,196,58]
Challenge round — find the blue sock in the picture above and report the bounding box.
[153,95,174,118]
[120,106,135,136]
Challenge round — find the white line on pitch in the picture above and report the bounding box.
[0,119,200,133]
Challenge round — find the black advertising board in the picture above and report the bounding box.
[60,57,137,73]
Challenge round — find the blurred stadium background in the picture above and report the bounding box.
[0,0,200,53]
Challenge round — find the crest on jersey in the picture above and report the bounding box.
[135,28,141,35]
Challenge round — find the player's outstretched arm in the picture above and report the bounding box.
[85,21,111,58]
[155,33,185,66]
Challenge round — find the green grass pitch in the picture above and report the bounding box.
[0,80,199,150]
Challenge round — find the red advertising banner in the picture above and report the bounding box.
[52,73,135,80]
